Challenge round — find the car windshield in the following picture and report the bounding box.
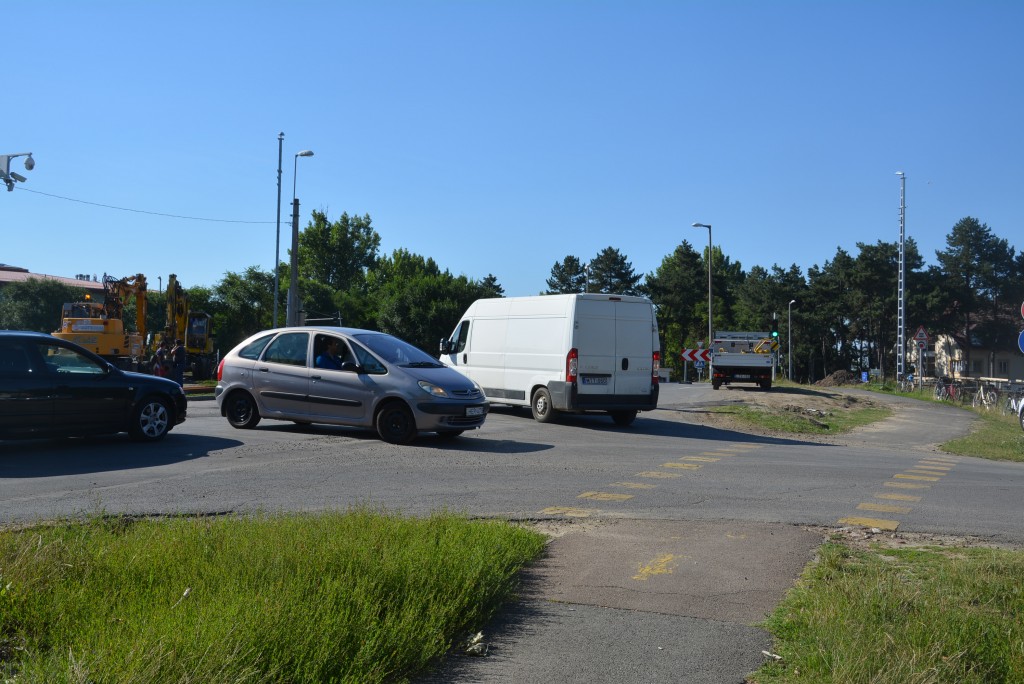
[352,333,442,368]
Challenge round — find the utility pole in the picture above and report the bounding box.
[896,172,906,383]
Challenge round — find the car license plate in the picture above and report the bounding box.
[582,376,609,385]
[735,374,750,379]
[466,406,484,417]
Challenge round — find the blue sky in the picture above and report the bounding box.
[4,1,1021,298]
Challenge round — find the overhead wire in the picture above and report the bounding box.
[14,186,275,224]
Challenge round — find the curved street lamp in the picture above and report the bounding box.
[692,222,713,362]
[286,149,315,326]
[788,299,797,381]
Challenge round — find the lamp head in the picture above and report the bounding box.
[296,150,314,158]
[692,222,711,229]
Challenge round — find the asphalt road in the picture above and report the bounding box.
[2,384,1021,682]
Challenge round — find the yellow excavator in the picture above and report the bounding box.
[153,274,217,380]
[54,273,147,369]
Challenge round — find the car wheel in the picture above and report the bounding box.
[130,396,171,442]
[376,403,417,444]
[436,430,465,440]
[712,382,721,390]
[531,387,557,423]
[609,410,637,427]
[225,390,262,429]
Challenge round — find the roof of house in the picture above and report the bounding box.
[0,265,105,292]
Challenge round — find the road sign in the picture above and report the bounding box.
[681,348,711,363]
[694,359,705,370]
[1019,330,1024,355]
[914,325,929,342]
[918,341,926,351]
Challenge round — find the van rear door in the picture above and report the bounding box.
[574,298,617,397]
[613,300,655,395]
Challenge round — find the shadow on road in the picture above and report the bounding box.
[0,433,242,478]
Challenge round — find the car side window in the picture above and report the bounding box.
[350,342,387,375]
[0,340,38,378]
[40,343,107,375]
[262,332,309,367]
[239,334,275,360]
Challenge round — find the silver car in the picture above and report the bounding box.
[215,327,489,444]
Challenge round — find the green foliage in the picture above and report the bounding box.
[0,511,546,684]
[0,278,86,332]
[588,246,642,295]
[545,255,586,294]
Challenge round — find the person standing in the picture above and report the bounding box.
[171,339,187,386]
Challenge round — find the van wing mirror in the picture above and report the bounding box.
[439,338,452,355]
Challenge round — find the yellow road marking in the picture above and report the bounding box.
[701,451,734,457]
[885,481,931,489]
[858,502,912,514]
[912,465,951,471]
[906,469,946,477]
[839,516,900,531]
[633,553,678,581]
[875,493,921,502]
[728,444,762,450]
[539,507,596,517]
[635,471,682,479]
[662,462,702,470]
[894,474,940,482]
[578,491,634,502]
[612,482,657,490]
[680,456,719,462]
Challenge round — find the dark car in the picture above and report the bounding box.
[0,331,187,442]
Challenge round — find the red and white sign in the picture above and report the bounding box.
[681,348,712,363]
[914,325,929,342]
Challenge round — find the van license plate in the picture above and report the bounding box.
[582,376,609,385]
[466,406,484,416]
[734,374,750,379]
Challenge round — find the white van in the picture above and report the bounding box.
[439,294,660,425]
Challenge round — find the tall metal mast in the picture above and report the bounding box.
[896,171,906,381]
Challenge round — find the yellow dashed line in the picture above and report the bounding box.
[577,491,634,502]
[611,482,657,490]
[885,481,931,489]
[728,444,762,450]
[662,462,702,470]
[538,507,597,517]
[635,471,682,479]
[906,469,946,477]
[839,516,900,531]
[633,554,678,581]
[701,451,734,457]
[894,474,941,482]
[912,465,951,472]
[875,493,921,502]
[858,502,912,514]
[680,456,719,463]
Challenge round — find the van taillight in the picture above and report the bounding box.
[566,348,578,383]
[216,358,225,381]
[652,351,660,383]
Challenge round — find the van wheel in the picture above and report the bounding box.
[531,387,557,423]
[610,410,637,427]
[376,403,417,444]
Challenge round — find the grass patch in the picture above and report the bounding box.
[0,510,546,683]
[711,403,891,434]
[753,540,1024,683]
[941,409,1024,462]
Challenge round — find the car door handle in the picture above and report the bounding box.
[462,353,467,363]
[311,375,322,381]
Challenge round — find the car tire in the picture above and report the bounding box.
[129,396,172,442]
[610,410,637,427]
[225,390,262,429]
[531,387,557,423]
[712,382,721,390]
[376,403,417,444]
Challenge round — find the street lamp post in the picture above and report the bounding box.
[286,149,314,327]
[1,152,35,192]
[788,299,797,382]
[692,222,713,375]
[273,133,284,328]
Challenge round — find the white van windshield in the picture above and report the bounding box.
[352,333,443,368]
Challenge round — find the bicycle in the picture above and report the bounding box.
[1002,388,1024,417]
[972,384,999,411]
[898,374,917,393]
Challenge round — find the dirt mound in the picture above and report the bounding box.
[815,370,862,387]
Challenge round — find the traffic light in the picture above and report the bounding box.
[771,317,779,338]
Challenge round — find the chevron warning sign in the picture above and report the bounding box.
[680,348,712,363]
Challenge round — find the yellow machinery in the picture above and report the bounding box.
[54,274,148,369]
[157,274,216,380]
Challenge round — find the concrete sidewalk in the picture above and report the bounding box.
[420,519,821,683]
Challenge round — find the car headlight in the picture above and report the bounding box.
[418,380,450,398]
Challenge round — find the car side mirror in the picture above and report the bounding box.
[439,338,452,354]
[341,361,360,373]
